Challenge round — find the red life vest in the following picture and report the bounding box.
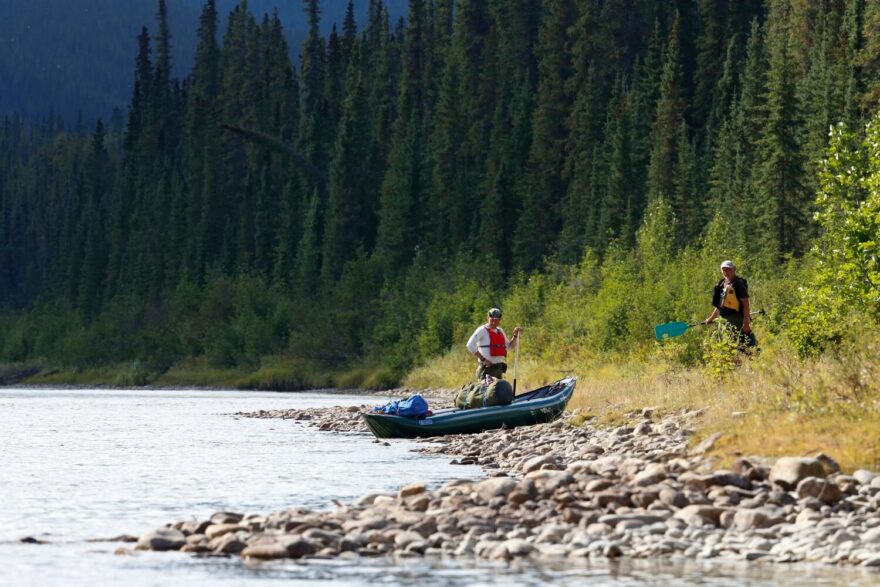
[485,326,507,357]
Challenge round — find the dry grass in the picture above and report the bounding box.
[409,334,880,472]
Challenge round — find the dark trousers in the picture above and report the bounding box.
[722,314,757,348]
[476,362,507,381]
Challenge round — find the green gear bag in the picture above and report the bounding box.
[454,379,514,409]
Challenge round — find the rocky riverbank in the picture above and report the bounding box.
[136,406,880,569]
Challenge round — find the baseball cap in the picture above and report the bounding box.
[720,260,735,269]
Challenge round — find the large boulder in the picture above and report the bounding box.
[136,528,186,551]
[796,476,842,504]
[769,457,826,490]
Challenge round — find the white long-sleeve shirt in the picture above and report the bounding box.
[466,325,516,365]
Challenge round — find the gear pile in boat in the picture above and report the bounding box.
[453,379,514,409]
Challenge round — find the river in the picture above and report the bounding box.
[0,387,876,586]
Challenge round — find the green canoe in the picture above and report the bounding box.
[361,376,577,439]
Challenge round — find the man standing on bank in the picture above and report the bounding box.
[703,260,757,347]
[466,308,523,381]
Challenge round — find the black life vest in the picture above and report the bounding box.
[712,278,742,313]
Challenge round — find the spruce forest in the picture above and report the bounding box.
[1,0,879,391]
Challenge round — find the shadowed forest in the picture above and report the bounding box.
[1,0,878,411]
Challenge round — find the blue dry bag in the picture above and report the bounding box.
[373,394,429,417]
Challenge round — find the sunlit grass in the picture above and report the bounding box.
[409,331,880,472]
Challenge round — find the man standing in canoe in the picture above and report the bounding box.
[466,308,522,381]
[703,260,757,348]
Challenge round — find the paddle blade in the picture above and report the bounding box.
[654,321,691,341]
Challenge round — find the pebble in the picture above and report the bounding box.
[128,401,880,570]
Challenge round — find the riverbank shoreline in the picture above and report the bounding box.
[134,402,880,570]
[0,358,406,392]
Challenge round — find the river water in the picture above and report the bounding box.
[1,387,877,586]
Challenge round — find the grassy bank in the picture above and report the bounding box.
[10,356,400,391]
[405,324,880,473]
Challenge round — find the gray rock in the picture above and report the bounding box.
[355,493,390,507]
[210,512,243,525]
[535,524,569,544]
[411,517,438,539]
[691,432,723,454]
[733,508,783,531]
[399,482,426,498]
[674,505,723,528]
[713,470,751,489]
[211,533,247,554]
[136,528,186,552]
[404,540,427,554]
[861,527,880,544]
[632,489,659,508]
[633,421,653,436]
[812,453,841,475]
[743,550,770,561]
[769,457,826,490]
[241,542,289,560]
[795,510,822,527]
[594,490,631,508]
[475,477,517,501]
[284,537,318,558]
[502,538,535,557]
[585,478,614,493]
[659,487,689,509]
[394,531,425,549]
[525,469,574,494]
[603,543,623,558]
[566,460,595,474]
[633,463,667,487]
[205,523,244,540]
[853,470,877,486]
[301,528,342,544]
[521,454,558,473]
[719,510,736,529]
[796,476,842,504]
[679,471,715,490]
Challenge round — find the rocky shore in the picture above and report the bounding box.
[137,405,880,569]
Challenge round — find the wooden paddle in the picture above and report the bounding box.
[512,332,521,396]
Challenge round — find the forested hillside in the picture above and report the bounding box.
[1,0,879,389]
[0,0,407,122]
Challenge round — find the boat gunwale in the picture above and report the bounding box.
[361,376,576,426]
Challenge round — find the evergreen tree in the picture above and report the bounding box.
[858,0,880,110]
[596,78,636,248]
[321,46,373,283]
[513,0,576,271]
[560,1,611,262]
[754,1,807,261]
[374,1,432,274]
